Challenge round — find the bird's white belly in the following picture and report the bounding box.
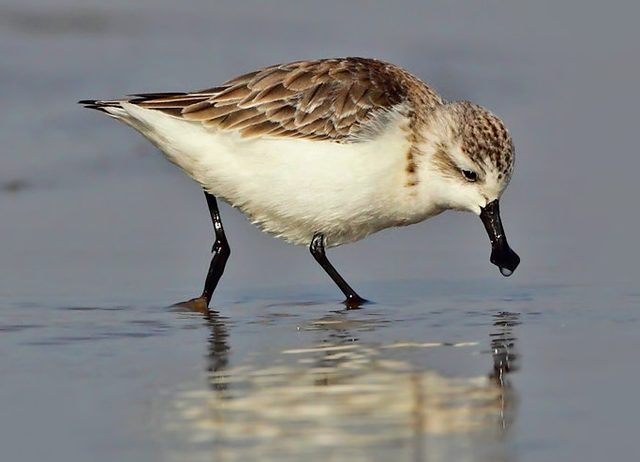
[120,103,432,246]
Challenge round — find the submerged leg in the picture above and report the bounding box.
[176,191,231,313]
[199,192,231,306]
[310,233,366,306]
[175,192,229,312]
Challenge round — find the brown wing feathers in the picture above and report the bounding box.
[134,58,419,142]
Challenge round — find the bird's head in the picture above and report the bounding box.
[417,101,520,276]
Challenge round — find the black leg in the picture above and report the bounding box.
[310,233,366,306]
[199,192,231,306]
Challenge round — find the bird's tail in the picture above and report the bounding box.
[78,99,131,119]
[79,92,189,119]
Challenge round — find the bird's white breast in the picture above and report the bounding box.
[115,103,438,246]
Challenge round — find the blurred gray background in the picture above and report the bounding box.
[1,1,639,461]
[3,0,639,297]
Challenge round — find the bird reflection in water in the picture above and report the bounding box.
[490,311,520,433]
[169,302,521,462]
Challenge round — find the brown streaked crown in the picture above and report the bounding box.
[129,57,444,142]
[456,102,514,179]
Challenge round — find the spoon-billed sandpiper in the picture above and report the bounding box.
[80,57,520,307]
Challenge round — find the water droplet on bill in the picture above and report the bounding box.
[500,267,513,277]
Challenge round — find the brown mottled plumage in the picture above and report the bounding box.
[132,58,444,142]
[457,102,514,178]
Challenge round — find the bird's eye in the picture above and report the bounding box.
[461,169,478,182]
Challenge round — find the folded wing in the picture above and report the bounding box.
[130,58,413,142]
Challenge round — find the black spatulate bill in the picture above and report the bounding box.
[479,200,520,276]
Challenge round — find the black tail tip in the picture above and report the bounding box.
[78,99,111,112]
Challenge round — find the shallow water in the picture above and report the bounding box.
[2,1,640,461]
[3,283,639,461]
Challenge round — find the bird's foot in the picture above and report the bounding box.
[174,296,210,314]
[343,295,369,309]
